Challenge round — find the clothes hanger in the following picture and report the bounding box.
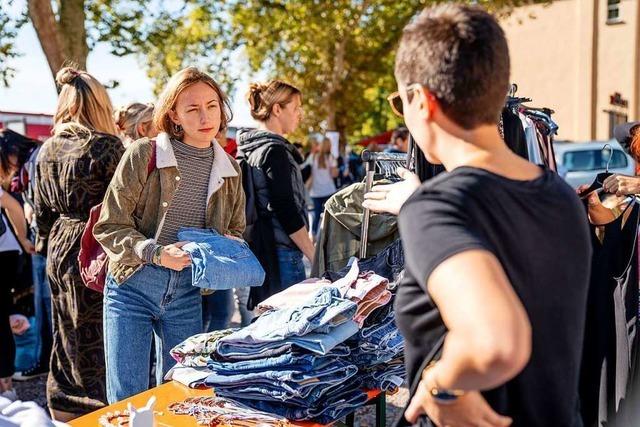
[579,143,614,198]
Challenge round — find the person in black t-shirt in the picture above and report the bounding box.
[363,5,591,427]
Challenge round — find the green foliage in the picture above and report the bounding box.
[0,0,29,86]
[230,0,550,144]
[0,0,235,94]
[86,0,236,95]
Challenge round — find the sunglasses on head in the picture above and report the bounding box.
[386,83,424,117]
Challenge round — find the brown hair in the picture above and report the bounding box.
[247,80,301,122]
[114,102,154,141]
[629,127,640,162]
[154,67,232,140]
[314,138,333,169]
[53,67,118,137]
[395,4,510,129]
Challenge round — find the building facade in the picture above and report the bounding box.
[501,0,640,141]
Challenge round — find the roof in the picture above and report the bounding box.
[357,130,394,147]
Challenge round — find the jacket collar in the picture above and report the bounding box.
[155,132,238,178]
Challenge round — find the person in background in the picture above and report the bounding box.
[114,102,157,147]
[364,4,590,426]
[10,131,52,383]
[34,67,124,421]
[385,126,410,153]
[202,127,255,332]
[583,121,640,198]
[94,67,244,402]
[237,80,313,291]
[579,122,640,222]
[0,129,36,401]
[309,137,338,238]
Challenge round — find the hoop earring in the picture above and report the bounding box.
[173,123,183,134]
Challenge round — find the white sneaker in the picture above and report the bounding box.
[0,389,17,401]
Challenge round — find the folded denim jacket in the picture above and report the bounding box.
[178,227,265,291]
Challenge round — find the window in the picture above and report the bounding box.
[563,148,628,172]
[607,0,621,23]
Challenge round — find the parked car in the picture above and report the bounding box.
[554,140,636,189]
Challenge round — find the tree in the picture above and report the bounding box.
[0,0,234,94]
[230,0,550,144]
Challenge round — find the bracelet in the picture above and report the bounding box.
[422,361,466,404]
[152,245,163,266]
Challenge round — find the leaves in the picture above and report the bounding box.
[2,0,234,92]
[230,0,550,144]
[0,0,29,87]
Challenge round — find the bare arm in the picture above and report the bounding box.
[427,250,532,391]
[1,191,34,253]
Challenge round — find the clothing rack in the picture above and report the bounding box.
[359,151,409,259]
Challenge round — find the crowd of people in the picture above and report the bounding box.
[1,3,640,427]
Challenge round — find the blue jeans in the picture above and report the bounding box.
[276,248,306,289]
[178,228,265,291]
[207,345,351,374]
[103,264,202,403]
[213,287,358,360]
[204,358,358,404]
[311,196,330,236]
[202,290,234,332]
[234,287,255,327]
[31,253,52,367]
[236,387,368,423]
[202,287,255,332]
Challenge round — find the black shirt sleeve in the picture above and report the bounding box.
[399,190,491,290]
[263,146,306,235]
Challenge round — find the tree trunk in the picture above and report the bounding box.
[27,0,89,86]
[59,0,89,70]
[27,0,65,80]
[324,38,346,131]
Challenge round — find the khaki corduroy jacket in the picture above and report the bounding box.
[93,132,246,285]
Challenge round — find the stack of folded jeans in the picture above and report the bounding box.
[345,308,405,392]
[169,260,406,423]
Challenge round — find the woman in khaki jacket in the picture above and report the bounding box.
[94,67,245,403]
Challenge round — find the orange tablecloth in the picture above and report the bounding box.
[69,381,381,427]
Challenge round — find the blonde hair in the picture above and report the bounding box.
[153,67,232,141]
[314,138,333,169]
[53,67,118,137]
[247,80,301,122]
[114,102,154,141]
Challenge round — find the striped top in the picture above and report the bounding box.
[157,139,214,246]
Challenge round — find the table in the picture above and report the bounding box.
[69,381,385,427]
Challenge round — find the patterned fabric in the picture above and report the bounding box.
[34,130,124,414]
[157,139,214,245]
[170,328,236,367]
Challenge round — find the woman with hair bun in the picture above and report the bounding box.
[237,80,313,300]
[34,66,124,421]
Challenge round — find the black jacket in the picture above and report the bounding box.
[237,129,308,308]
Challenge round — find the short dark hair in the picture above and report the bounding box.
[395,4,510,129]
[391,127,409,143]
[0,129,37,177]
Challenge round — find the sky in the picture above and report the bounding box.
[0,21,259,128]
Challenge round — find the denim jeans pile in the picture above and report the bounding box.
[168,255,406,423]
